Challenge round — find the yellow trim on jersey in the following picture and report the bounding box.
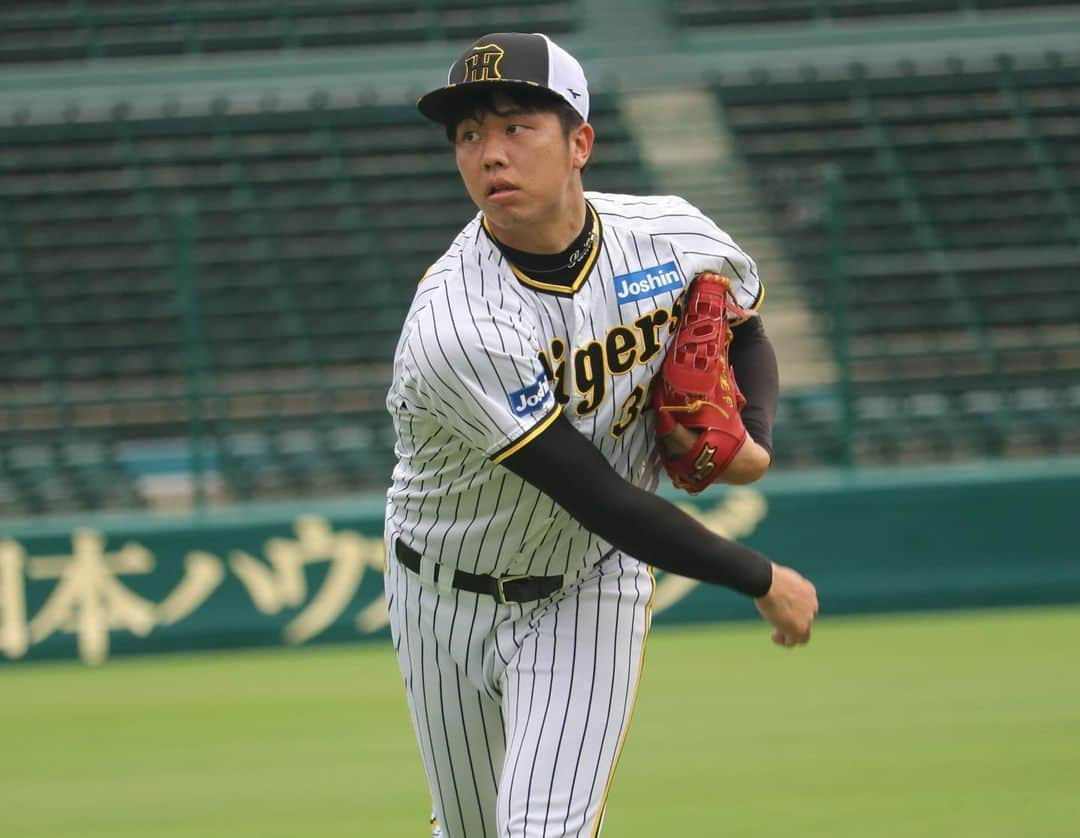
[732,279,766,326]
[490,402,562,464]
[590,564,656,838]
[482,204,602,295]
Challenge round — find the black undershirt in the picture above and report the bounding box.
[491,210,779,596]
[493,203,596,288]
[502,413,774,597]
[729,315,779,456]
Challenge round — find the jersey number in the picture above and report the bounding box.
[610,384,648,439]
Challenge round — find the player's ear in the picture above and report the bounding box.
[570,122,594,171]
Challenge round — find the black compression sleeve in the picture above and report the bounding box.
[729,316,779,456]
[500,415,773,597]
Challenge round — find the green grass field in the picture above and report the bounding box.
[2,606,1078,837]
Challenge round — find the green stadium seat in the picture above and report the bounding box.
[0,1,583,65]
[0,87,655,511]
[714,52,1080,466]
[670,0,1080,30]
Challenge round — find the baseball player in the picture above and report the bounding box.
[383,32,819,837]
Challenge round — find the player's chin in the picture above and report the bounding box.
[482,202,530,229]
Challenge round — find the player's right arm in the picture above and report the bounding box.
[400,263,815,644]
[501,415,818,646]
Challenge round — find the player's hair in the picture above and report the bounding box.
[441,85,585,142]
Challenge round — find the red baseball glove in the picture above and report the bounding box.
[652,272,754,494]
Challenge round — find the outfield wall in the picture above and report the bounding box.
[1,459,1077,664]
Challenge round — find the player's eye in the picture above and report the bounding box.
[506,124,526,135]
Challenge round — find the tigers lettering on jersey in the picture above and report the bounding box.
[386,191,761,579]
[538,302,681,418]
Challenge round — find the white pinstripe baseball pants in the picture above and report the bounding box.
[384,550,654,838]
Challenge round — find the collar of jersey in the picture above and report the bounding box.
[482,203,602,296]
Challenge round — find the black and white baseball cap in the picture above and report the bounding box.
[417,32,589,125]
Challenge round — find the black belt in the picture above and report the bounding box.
[394,538,563,605]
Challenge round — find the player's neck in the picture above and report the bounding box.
[485,195,587,255]
[494,203,596,274]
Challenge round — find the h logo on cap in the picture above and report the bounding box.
[463,43,505,82]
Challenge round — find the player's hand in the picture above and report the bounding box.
[657,427,770,485]
[754,563,818,647]
[718,438,771,485]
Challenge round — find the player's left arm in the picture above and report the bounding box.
[721,314,779,483]
[659,314,779,485]
[653,199,776,487]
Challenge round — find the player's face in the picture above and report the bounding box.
[453,95,594,252]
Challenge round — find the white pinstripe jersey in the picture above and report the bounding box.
[385,191,763,578]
